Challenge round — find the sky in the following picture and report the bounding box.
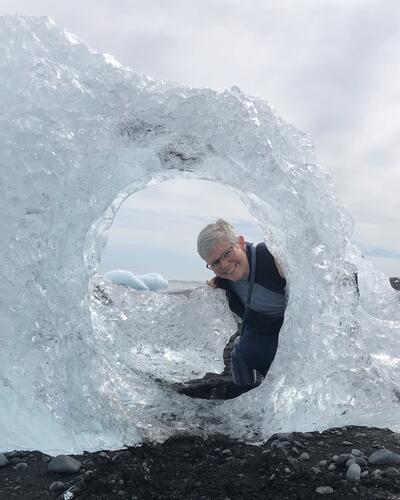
[1,1,399,280]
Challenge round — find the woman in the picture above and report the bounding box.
[197,219,286,388]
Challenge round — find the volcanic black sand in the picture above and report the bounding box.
[2,426,400,499]
[1,278,398,499]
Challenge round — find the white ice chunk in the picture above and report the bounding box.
[105,270,149,290]
[1,15,399,454]
[138,273,168,291]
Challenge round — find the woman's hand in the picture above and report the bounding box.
[206,277,218,288]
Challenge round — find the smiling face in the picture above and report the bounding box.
[206,236,249,281]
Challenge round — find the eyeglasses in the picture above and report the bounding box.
[206,245,234,270]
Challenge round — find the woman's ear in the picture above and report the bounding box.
[238,235,246,249]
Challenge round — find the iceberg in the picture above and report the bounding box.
[1,15,399,454]
[105,270,168,291]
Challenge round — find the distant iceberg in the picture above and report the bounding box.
[105,270,168,291]
[1,15,399,454]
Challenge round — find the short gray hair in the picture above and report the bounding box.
[197,219,239,260]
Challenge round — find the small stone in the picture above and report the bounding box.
[317,441,324,446]
[277,441,290,450]
[315,486,334,495]
[49,481,65,492]
[328,463,336,471]
[284,467,291,474]
[354,432,366,438]
[273,432,293,442]
[0,454,9,467]
[15,462,28,470]
[384,467,400,478]
[270,439,280,450]
[48,455,81,474]
[346,457,367,467]
[291,447,300,455]
[311,466,321,474]
[318,460,328,467]
[371,468,382,477]
[299,452,310,461]
[340,441,354,446]
[334,453,353,467]
[360,471,369,478]
[99,452,110,459]
[222,449,232,455]
[303,433,313,439]
[369,449,400,465]
[351,449,363,457]
[346,463,361,481]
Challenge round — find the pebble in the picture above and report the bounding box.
[48,455,81,474]
[0,454,8,467]
[318,460,328,467]
[346,463,361,481]
[346,457,367,467]
[369,449,400,465]
[299,452,310,461]
[334,453,353,467]
[315,486,334,495]
[328,464,336,471]
[384,467,400,478]
[270,440,280,450]
[351,449,363,457]
[277,441,290,449]
[274,432,293,442]
[371,468,382,477]
[99,452,110,459]
[222,449,232,455]
[311,466,321,474]
[360,471,369,478]
[291,447,300,455]
[15,462,28,470]
[340,440,354,446]
[354,432,366,438]
[303,433,314,439]
[49,481,65,492]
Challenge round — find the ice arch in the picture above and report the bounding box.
[1,16,399,454]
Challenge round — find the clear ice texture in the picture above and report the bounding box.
[0,15,399,454]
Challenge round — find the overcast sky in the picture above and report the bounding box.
[2,1,399,280]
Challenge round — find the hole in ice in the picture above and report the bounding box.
[90,178,276,399]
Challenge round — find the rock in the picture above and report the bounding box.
[360,471,369,478]
[0,454,8,467]
[384,467,400,478]
[318,460,328,467]
[277,441,291,449]
[311,466,321,474]
[371,469,382,477]
[328,464,336,471]
[303,433,313,439]
[15,462,28,469]
[354,432,366,438]
[49,481,65,492]
[340,441,354,446]
[48,455,81,474]
[346,463,361,481]
[369,449,400,465]
[299,452,310,461]
[346,457,367,467]
[334,453,353,467]
[272,432,293,442]
[222,449,232,455]
[315,486,334,495]
[351,449,363,457]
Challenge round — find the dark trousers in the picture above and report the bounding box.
[231,325,280,386]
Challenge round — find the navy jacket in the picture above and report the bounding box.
[215,242,286,332]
